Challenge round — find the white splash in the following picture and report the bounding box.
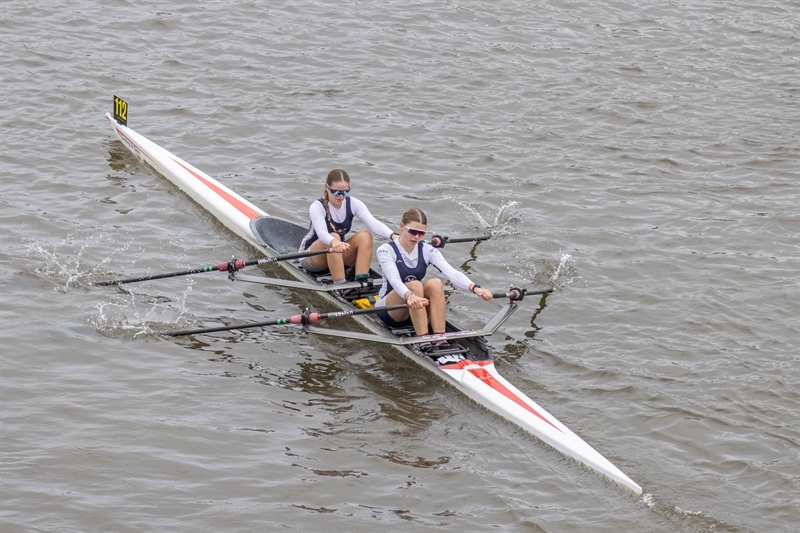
[641,492,656,508]
[674,506,707,517]
[549,252,573,287]
[24,232,137,292]
[90,280,195,338]
[456,199,520,237]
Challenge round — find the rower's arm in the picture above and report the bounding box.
[309,201,336,246]
[350,197,394,240]
[426,246,472,291]
[376,245,413,297]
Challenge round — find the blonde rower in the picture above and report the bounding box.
[300,169,398,286]
[375,208,493,352]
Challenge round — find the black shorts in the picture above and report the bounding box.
[377,308,412,328]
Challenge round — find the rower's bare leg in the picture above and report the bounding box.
[423,278,446,334]
[405,280,430,335]
[325,232,346,280]
[307,239,331,270]
[342,230,373,277]
[385,280,429,336]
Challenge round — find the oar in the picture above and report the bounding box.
[163,304,409,337]
[94,249,329,286]
[490,287,553,301]
[429,235,491,248]
[307,286,553,344]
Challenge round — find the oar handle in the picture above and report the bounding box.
[490,287,553,301]
[164,304,408,337]
[94,249,329,286]
[429,235,491,248]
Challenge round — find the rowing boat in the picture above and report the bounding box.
[103,96,642,495]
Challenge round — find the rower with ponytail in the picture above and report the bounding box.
[299,169,398,289]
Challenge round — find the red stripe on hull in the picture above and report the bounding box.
[446,360,563,433]
[170,158,263,220]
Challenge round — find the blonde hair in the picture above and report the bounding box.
[401,208,427,226]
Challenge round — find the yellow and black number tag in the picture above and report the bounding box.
[113,95,128,126]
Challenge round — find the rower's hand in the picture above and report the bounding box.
[328,241,350,254]
[406,293,429,310]
[474,287,493,301]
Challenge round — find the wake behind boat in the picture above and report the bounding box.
[103,96,642,495]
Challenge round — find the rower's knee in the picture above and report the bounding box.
[406,279,424,294]
[424,278,444,294]
[350,230,373,247]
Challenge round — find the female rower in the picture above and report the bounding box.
[299,169,398,286]
[375,208,493,351]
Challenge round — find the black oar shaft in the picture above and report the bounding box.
[164,317,290,336]
[429,235,491,248]
[95,249,328,286]
[164,304,408,337]
[163,286,549,337]
[490,287,553,300]
[95,267,217,285]
[443,235,491,244]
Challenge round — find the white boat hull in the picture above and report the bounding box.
[441,360,639,493]
[104,111,642,495]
